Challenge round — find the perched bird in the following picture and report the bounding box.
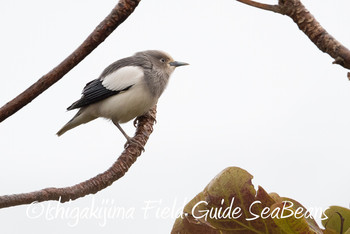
[57,50,188,147]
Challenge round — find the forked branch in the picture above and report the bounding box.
[236,0,350,72]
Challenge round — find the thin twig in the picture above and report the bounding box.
[235,0,350,72]
[236,0,281,13]
[0,0,141,123]
[0,106,157,209]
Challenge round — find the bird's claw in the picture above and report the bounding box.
[133,118,138,127]
[147,114,157,124]
[133,114,157,127]
[124,138,145,152]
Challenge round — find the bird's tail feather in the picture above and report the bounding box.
[56,119,77,136]
[56,109,96,136]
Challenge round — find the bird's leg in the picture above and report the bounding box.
[113,121,144,151]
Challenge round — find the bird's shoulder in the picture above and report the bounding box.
[100,55,152,77]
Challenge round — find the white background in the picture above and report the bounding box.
[0,0,349,233]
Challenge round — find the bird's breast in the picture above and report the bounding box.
[95,83,156,123]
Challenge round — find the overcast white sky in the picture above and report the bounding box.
[0,0,349,233]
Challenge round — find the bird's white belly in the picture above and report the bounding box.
[94,84,156,123]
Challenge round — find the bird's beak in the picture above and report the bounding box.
[169,61,189,67]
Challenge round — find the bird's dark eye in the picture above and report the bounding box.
[160,58,166,63]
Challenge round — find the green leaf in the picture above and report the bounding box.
[270,201,321,234]
[279,197,323,233]
[322,206,350,233]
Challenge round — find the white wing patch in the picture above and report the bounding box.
[102,66,144,91]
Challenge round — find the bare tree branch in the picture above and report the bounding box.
[0,106,156,209]
[236,0,281,13]
[236,0,350,71]
[0,0,141,123]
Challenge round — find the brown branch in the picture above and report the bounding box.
[0,106,156,209]
[0,0,141,123]
[236,0,350,70]
[236,0,281,13]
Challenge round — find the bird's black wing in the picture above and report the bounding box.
[67,79,132,110]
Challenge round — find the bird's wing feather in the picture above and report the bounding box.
[101,66,144,91]
[67,66,144,110]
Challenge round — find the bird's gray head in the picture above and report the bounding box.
[136,50,189,76]
[133,50,188,98]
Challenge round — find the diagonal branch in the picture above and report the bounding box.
[0,106,156,209]
[0,0,141,123]
[235,0,350,73]
[236,0,281,13]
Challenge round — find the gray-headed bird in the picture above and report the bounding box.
[57,50,188,147]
